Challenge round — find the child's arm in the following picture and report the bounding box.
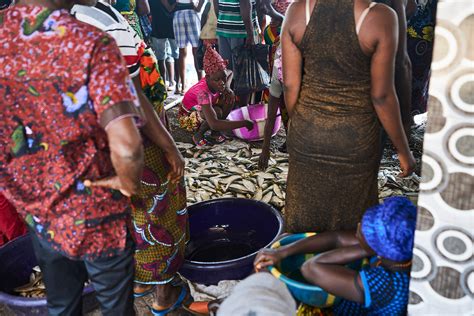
[201,103,254,131]
[255,231,358,270]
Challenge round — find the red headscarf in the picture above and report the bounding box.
[204,46,228,76]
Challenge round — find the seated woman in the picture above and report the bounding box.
[255,196,417,315]
[178,47,254,148]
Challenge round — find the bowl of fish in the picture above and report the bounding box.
[268,233,345,308]
[180,198,284,285]
[0,234,98,315]
[227,103,281,141]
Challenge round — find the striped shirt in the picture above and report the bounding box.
[71,2,141,77]
[216,0,258,38]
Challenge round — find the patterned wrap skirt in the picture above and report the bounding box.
[130,50,188,285]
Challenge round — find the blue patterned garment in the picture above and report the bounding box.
[333,260,410,316]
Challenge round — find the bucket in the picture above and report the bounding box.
[227,103,281,141]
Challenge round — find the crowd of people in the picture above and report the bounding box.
[0,0,437,315]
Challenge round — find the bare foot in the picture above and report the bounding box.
[152,284,183,311]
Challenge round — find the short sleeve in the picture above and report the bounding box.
[88,34,142,128]
[196,89,213,106]
[105,23,142,78]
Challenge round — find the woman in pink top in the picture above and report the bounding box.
[178,47,254,148]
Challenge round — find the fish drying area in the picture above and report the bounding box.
[0,105,426,316]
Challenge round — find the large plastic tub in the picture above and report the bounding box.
[180,198,284,285]
[227,103,282,141]
[0,234,98,315]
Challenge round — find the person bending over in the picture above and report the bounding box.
[178,47,254,148]
[255,197,416,316]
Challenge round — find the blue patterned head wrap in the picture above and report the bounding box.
[361,197,417,262]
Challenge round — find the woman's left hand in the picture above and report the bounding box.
[222,88,235,106]
[165,148,185,184]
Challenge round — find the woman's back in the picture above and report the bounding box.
[283,0,384,233]
[297,0,373,115]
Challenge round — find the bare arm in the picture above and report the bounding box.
[240,0,256,45]
[258,95,280,170]
[281,3,304,117]
[301,248,365,304]
[132,77,184,183]
[87,109,144,196]
[201,103,253,131]
[257,0,284,23]
[370,6,415,176]
[255,231,359,270]
[136,0,150,15]
[392,0,413,135]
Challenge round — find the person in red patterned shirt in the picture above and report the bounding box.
[0,1,144,314]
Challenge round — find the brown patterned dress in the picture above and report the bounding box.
[285,0,382,233]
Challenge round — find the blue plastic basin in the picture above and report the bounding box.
[269,233,340,308]
[0,234,98,315]
[179,198,284,285]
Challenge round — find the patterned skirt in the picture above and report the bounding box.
[178,104,204,132]
[130,50,188,285]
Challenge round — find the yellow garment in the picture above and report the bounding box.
[200,1,217,40]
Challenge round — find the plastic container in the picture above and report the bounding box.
[180,198,284,285]
[227,103,281,141]
[268,233,340,308]
[0,234,98,315]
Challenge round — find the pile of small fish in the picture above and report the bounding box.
[14,266,45,298]
[177,139,421,209]
[178,140,288,210]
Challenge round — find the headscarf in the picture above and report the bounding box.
[203,46,228,76]
[361,197,417,262]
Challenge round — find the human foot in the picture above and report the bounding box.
[134,284,155,298]
[151,285,189,315]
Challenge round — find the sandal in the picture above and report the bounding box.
[193,135,209,149]
[205,133,226,145]
[150,284,188,316]
[133,285,155,298]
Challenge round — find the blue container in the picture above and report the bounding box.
[0,234,98,315]
[268,233,340,308]
[180,198,284,285]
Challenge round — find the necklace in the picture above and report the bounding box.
[375,256,412,270]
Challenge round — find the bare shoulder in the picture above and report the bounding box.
[371,3,398,27]
[283,0,312,45]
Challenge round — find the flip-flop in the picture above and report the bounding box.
[150,285,188,316]
[205,134,226,145]
[193,135,209,149]
[133,285,155,298]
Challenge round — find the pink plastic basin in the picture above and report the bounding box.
[227,103,281,142]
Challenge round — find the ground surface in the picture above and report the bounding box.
[1,103,426,316]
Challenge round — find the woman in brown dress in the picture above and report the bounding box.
[281,0,416,233]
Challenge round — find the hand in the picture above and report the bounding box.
[244,119,254,131]
[164,147,185,184]
[245,35,255,47]
[254,248,284,272]
[84,177,133,197]
[222,88,235,106]
[398,151,416,177]
[258,150,270,171]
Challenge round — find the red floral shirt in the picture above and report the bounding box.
[0,6,141,259]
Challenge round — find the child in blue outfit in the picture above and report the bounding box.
[255,197,417,315]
